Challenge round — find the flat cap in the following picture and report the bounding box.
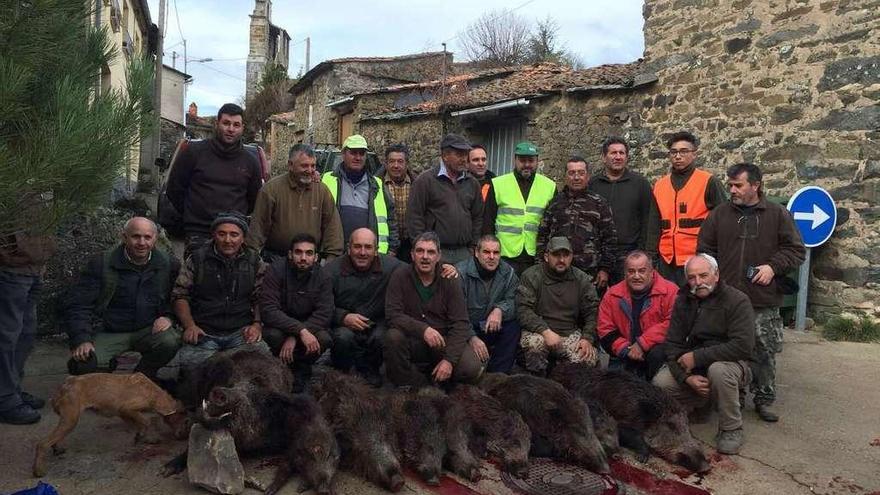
[439,134,472,151]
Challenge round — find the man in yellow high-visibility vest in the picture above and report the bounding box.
[321,134,398,255]
[482,141,557,276]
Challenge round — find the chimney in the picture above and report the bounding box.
[188,102,198,117]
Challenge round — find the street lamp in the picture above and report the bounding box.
[185,57,212,75]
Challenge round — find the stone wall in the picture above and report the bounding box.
[635,0,880,316]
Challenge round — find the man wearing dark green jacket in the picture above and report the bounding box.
[455,235,520,373]
[66,218,181,380]
[323,228,402,386]
[653,253,755,455]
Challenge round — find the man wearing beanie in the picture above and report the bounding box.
[166,103,264,257]
[322,134,399,255]
[172,212,269,368]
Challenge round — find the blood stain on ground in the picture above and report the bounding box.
[403,468,483,495]
[869,438,880,447]
[610,460,711,495]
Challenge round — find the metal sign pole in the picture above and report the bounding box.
[795,247,811,331]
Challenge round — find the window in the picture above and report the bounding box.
[484,120,526,175]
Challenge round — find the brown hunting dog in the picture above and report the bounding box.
[32,372,189,477]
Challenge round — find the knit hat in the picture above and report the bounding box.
[211,211,249,235]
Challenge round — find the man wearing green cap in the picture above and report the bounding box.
[322,134,399,255]
[517,236,599,375]
[483,141,557,276]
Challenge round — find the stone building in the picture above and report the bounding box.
[270,51,453,169]
[139,65,192,192]
[268,0,879,316]
[246,0,290,103]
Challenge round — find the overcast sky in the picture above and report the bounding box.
[146,0,645,116]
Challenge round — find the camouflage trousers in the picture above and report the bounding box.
[519,331,598,375]
[750,307,784,406]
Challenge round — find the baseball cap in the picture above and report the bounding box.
[547,236,572,253]
[439,134,473,151]
[342,134,368,150]
[514,141,539,156]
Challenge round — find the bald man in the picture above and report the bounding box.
[321,228,403,386]
[65,218,182,381]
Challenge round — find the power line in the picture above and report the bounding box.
[193,62,246,82]
[172,0,185,42]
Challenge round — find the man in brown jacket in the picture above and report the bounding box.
[698,163,805,422]
[653,253,755,455]
[247,144,344,262]
[406,134,483,264]
[384,231,484,387]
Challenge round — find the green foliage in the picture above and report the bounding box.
[823,314,880,343]
[257,63,289,93]
[0,0,154,238]
[245,64,293,142]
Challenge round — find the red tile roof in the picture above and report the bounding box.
[362,61,651,119]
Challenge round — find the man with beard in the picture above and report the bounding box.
[698,163,804,423]
[384,232,483,387]
[653,253,755,455]
[323,228,403,386]
[173,212,269,369]
[260,233,335,387]
[597,250,677,380]
[536,156,617,290]
[483,141,557,276]
[66,218,181,381]
[517,237,599,376]
[166,103,263,256]
[248,144,344,262]
[455,235,520,373]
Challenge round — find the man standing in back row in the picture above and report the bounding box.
[407,134,484,264]
[588,137,654,284]
[166,103,264,256]
[483,141,557,276]
[647,131,726,286]
[698,163,804,423]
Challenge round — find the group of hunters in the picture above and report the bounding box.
[0,102,806,456]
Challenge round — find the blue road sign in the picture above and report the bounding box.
[787,186,836,248]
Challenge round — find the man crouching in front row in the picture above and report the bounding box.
[652,253,755,455]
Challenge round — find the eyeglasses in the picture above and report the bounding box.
[668,149,695,157]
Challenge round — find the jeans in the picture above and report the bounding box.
[177,328,270,370]
[0,270,41,411]
[472,320,521,373]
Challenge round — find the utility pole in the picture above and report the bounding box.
[305,37,311,72]
[440,42,448,134]
[147,0,165,195]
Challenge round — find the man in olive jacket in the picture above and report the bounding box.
[653,253,755,455]
[517,236,599,376]
[384,232,483,387]
[698,163,805,423]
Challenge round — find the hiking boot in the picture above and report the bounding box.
[20,391,46,410]
[0,404,41,425]
[715,428,744,455]
[755,404,780,422]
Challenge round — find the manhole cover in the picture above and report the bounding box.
[501,458,619,495]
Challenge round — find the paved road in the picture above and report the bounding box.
[1,330,878,495]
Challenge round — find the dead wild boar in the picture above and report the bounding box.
[479,373,609,474]
[550,362,710,473]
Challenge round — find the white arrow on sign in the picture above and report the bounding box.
[793,204,831,230]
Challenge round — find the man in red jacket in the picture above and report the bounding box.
[597,250,678,380]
